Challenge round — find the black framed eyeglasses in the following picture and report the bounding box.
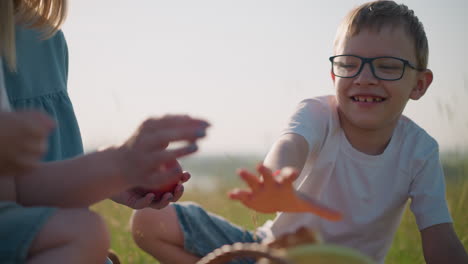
[329,55,425,81]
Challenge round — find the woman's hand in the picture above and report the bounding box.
[111,160,191,209]
[0,111,54,174]
[228,163,342,221]
[117,114,208,189]
[112,115,209,209]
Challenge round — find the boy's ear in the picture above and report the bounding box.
[330,71,336,83]
[410,69,433,100]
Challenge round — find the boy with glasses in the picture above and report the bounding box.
[131,1,468,263]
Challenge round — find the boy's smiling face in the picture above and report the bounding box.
[332,25,432,133]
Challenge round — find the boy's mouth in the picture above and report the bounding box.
[350,96,386,103]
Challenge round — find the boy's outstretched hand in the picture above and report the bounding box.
[228,164,342,221]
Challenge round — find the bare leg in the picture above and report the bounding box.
[131,205,200,264]
[27,208,110,264]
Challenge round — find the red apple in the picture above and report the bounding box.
[133,160,183,201]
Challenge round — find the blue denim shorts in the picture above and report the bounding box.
[173,202,264,264]
[0,202,57,264]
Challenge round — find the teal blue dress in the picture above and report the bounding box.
[3,26,83,161]
[0,26,85,264]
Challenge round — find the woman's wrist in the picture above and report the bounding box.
[97,144,131,187]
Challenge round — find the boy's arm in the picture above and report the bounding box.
[421,223,468,264]
[263,133,309,175]
[229,133,342,221]
[408,140,468,263]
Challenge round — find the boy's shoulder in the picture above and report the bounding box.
[396,115,439,158]
[297,95,337,116]
[299,95,335,107]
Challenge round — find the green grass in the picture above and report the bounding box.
[92,154,468,264]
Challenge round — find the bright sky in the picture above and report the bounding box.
[63,0,468,156]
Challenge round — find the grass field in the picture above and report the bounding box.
[92,153,468,264]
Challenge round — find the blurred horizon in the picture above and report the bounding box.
[64,0,468,156]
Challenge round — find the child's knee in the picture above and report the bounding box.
[71,209,110,251]
[28,208,110,261]
[85,210,110,246]
[131,206,173,230]
[131,205,179,244]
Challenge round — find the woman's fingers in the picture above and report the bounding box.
[150,193,173,209]
[171,184,184,202]
[148,144,198,171]
[131,193,155,209]
[143,115,210,131]
[141,127,206,151]
[135,115,209,150]
[180,172,191,183]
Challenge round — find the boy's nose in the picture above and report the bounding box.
[354,63,378,85]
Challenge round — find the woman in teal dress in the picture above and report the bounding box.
[4,26,83,162]
[0,1,210,263]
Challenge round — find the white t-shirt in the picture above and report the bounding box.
[259,95,452,264]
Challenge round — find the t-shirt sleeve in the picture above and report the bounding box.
[281,98,329,155]
[409,143,452,230]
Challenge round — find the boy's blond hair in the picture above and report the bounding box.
[0,0,68,71]
[334,0,428,69]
